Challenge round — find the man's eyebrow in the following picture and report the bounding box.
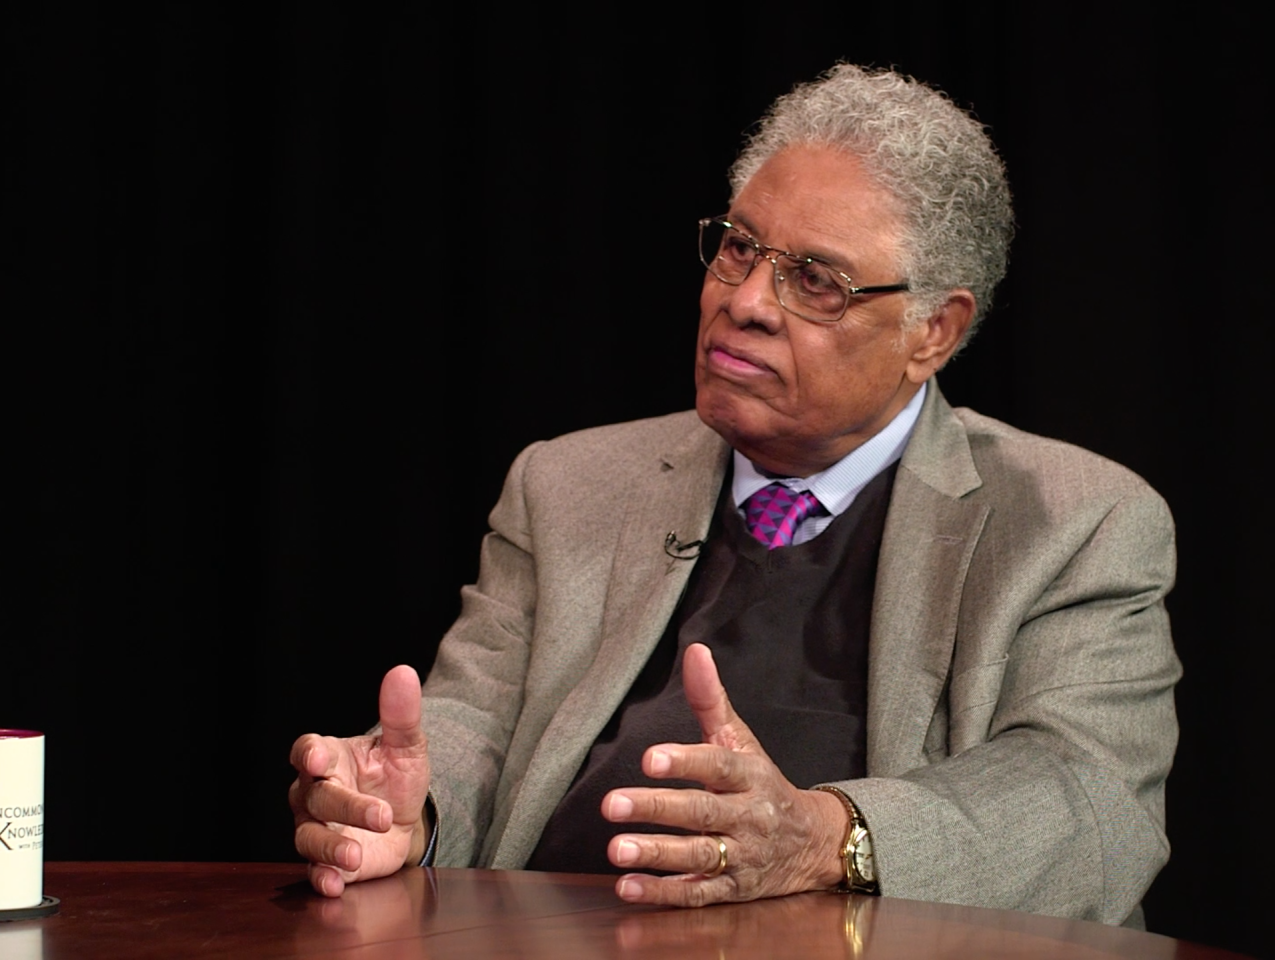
[798,243,855,273]
[726,210,857,274]
[726,211,761,237]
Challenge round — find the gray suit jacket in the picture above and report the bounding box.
[421,383,1180,925]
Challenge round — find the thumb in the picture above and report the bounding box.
[378,664,425,750]
[682,643,760,752]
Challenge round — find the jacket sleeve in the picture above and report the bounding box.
[833,487,1180,925]
[418,442,543,867]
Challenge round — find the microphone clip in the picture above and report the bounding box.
[664,531,706,560]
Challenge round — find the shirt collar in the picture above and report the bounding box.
[731,381,927,517]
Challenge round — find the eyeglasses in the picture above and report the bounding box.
[698,217,910,324]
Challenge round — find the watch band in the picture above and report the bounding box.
[813,785,880,895]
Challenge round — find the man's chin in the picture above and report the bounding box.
[694,392,747,445]
[696,396,776,464]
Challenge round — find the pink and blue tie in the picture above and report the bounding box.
[743,483,826,549]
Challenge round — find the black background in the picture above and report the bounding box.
[6,5,1270,957]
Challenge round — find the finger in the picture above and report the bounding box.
[309,862,349,898]
[294,820,364,872]
[603,786,728,833]
[609,832,731,876]
[638,742,757,792]
[290,733,341,779]
[288,777,308,816]
[681,643,759,752]
[615,872,736,908]
[378,665,425,751]
[303,778,392,832]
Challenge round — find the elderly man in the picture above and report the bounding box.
[289,64,1179,926]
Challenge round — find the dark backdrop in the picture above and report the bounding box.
[6,5,1270,957]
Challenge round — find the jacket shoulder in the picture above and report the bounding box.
[518,410,717,483]
[952,407,1165,508]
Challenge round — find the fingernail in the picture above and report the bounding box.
[617,877,644,901]
[367,804,387,831]
[336,842,353,869]
[648,749,670,775]
[615,838,639,866]
[608,794,634,820]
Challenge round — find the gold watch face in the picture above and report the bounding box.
[850,825,875,883]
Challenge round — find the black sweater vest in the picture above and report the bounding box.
[526,463,896,874]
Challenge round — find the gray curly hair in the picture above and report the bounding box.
[730,64,1014,338]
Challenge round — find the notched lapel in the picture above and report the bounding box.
[490,420,729,868]
[867,385,988,776]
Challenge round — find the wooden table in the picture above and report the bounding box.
[0,862,1249,959]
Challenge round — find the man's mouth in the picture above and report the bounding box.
[706,345,774,378]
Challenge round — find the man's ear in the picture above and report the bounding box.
[905,289,976,384]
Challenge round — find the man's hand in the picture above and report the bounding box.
[289,665,431,897]
[602,643,849,907]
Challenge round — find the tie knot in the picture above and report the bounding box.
[743,483,826,549]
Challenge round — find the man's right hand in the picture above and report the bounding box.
[289,664,432,897]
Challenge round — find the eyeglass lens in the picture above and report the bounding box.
[699,220,849,322]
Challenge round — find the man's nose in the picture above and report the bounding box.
[725,256,786,332]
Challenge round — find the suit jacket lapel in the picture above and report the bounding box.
[867,383,988,776]
[490,418,729,868]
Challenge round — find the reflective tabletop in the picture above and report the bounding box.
[0,862,1250,959]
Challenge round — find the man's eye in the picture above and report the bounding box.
[722,236,755,262]
[794,262,843,296]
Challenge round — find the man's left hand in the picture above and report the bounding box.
[602,642,850,906]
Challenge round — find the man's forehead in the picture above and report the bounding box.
[727,146,904,273]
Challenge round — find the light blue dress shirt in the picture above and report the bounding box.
[731,382,927,546]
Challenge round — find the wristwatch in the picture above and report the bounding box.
[814,785,880,895]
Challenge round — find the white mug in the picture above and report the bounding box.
[0,730,44,911]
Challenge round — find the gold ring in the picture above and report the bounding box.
[704,835,728,878]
